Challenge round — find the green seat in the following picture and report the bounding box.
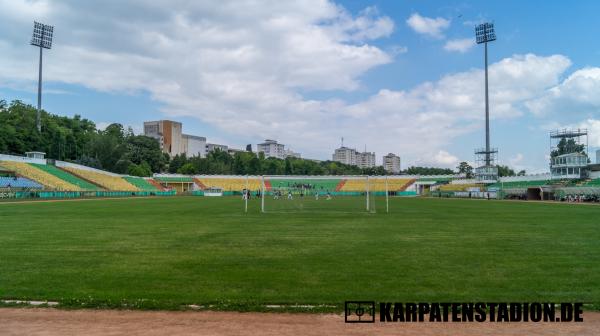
[29,163,101,190]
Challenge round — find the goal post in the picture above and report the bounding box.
[259,175,384,213]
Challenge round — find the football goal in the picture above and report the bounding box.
[258,175,389,213]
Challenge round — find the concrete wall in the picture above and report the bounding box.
[0,154,46,165]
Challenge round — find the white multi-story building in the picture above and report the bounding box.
[356,151,376,169]
[333,146,375,168]
[181,134,207,158]
[332,146,357,165]
[257,139,286,159]
[284,149,301,159]
[206,143,229,154]
[144,120,183,157]
[383,153,401,174]
[597,149,600,164]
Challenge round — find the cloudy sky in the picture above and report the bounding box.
[1,0,600,172]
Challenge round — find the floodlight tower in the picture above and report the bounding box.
[474,22,498,182]
[30,21,54,132]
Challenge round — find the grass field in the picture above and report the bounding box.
[0,196,598,311]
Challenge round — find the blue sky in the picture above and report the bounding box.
[1,0,600,173]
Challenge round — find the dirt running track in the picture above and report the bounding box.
[0,308,598,335]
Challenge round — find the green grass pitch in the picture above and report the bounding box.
[0,196,598,311]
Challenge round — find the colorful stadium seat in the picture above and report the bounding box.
[0,161,81,191]
[62,167,139,191]
[438,184,482,192]
[0,176,43,189]
[30,163,102,190]
[339,178,413,192]
[268,179,341,192]
[123,176,160,191]
[196,178,261,191]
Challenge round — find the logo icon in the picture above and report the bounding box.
[345,301,375,323]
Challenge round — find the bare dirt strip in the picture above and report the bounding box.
[0,308,598,336]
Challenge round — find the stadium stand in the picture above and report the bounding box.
[197,177,261,191]
[0,161,81,191]
[269,179,341,192]
[147,178,166,191]
[581,178,600,186]
[62,167,138,191]
[0,176,43,189]
[123,176,160,191]
[339,178,414,192]
[154,176,194,183]
[488,180,551,189]
[417,177,454,182]
[30,163,102,191]
[438,184,482,192]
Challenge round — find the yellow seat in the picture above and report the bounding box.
[62,167,139,191]
[340,178,413,191]
[197,178,261,191]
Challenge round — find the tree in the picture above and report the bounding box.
[497,165,516,177]
[178,163,198,175]
[284,158,293,175]
[168,154,188,173]
[551,138,586,157]
[456,162,474,178]
[517,170,526,176]
[404,166,454,175]
[128,162,152,177]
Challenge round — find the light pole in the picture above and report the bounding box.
[475,22,496,166]
[30,21,54,132]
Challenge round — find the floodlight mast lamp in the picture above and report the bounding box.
[475,22,496,166]
[30,21,54,132]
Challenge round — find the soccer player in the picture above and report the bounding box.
[288,190,293,200]
[326,191,332,200]
[315,192,319,200]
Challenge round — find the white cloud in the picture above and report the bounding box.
[526,67,600,117]
[572,119,600,148]
[433,150,459,167]
[337,54,571,164]
[443,38,475,53]
[406,13,450,39]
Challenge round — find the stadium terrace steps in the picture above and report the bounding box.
[192,178,208,190]
[438,184,482,192]
[339,178,414,192]
[400,178,417,192]
[196,178,261,191]
[582,178,600,186]
[335,180,346,191]
[268,179,340,193]
[488,180,552,189]
[123,176,161,191]
[62,167,139,191]
[147,178,166,191]
[30,163,103,191]
[155,177,194,183]
[264,179,272,191]
[0,161,81,191]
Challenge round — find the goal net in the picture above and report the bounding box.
[259,176,388,213]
